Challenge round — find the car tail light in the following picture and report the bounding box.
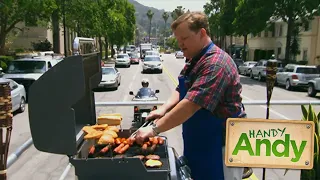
[152,106,157,110]
[292,75,298,79]
[134,106,139,112]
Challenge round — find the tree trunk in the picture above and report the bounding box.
[0,19,8,55]
[0,32,6,55]
[104,37,109,59]
[98,37,103,60]
[149,20,152,43]
[229,35,233,55]
[285,17,294,63]
[243,34,248,61]
[52,9,60,54]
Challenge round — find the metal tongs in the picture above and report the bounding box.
[129,119,155,138]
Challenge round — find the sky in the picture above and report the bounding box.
[134,0,210,12]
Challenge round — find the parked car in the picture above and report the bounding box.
[238,61,257,76]
[115,54,130,67]
[250,59,283,81]
[0,78,26,113]
[276,64,320,90]
[142,55,163,73]
[233,58,244,71]
[2,56,62,97]
[98,66,121,89]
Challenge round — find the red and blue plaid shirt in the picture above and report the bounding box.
[176,44,243,119]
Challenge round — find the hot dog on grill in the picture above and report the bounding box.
[157,137,164,145]
[118,144,130,154]
[114,143,125,153]
[146,154,160,160]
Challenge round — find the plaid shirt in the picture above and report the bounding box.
[176,44,243,119]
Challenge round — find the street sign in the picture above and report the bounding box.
[225,118,315,170]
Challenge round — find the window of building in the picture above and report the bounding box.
[279,25,283,37]
[304,21,312,31]
[258,32,261,37]
[277,47,282,58]
[272,28,275,37]
[303,49,308,61]
[264,31,268,37]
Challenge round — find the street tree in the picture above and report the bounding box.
[232,0,274,61]
[171,6,185,20]
[272,0,320,62]
[203,0,223,47]
[146,9,154,43]
[0,0,57,55]
[162,12,169,37]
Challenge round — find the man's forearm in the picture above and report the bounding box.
[156,99,201,133]
[160,90,180,113]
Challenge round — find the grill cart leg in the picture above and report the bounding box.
[0,80,13,180]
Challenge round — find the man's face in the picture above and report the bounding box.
[173,22,204,58]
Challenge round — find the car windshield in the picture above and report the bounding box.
[146,51,159,56]
[296,67,319,74]
[248,63,256,66]
[102,68,115,75]
[6,60,46,74]
[136,88,155,98]
[131,54,139,58]
[117,55,127,58]
[144,57,160,62]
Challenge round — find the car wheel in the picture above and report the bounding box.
[17,97,26,113]
[250,72,254,79]
[285,80,292,90]
[258,73,263,81]
[308,84,317,97]
[159,70,163,73]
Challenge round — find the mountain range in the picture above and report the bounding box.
[128,0,174,36]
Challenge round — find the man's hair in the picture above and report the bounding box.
[171,11,210,35]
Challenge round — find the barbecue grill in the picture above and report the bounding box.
[27,52,191,180]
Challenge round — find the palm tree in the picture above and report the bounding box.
[162,12,169,37]
[171,6,185,20]
[146,9,154,43]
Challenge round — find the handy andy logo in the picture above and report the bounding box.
[225,118,315,170]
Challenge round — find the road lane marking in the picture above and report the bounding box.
[241,94,290,120]
[163,66,178,86]
[163,65,261,180]
[123,66,141,101]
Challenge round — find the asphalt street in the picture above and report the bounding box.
[7,53,320,180]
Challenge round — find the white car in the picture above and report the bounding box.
[99,66,121,90]
[0,78,26,113]
[145,50,161,57]
[115,54,130,67]
[175,51,184,59]
[142,55,163,73]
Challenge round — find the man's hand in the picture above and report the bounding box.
[134,126,156,145]
[146,108,166,121]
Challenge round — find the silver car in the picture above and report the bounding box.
[276,64,320,90]
[238,61,257,76]
[0,78,26,113]
[115,54,130,67]
[98,66,121,89]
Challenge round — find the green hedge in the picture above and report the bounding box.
[0,56,14,69]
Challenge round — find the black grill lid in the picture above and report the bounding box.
[28,53,102,155]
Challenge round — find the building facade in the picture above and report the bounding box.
[247,16,320,65]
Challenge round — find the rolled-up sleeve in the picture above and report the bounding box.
[184,64,230,113]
